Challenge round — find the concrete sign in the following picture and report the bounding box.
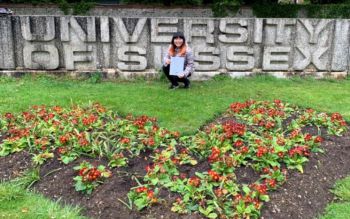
[0,16,349,79]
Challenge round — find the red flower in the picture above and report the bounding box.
[136,187,147,193]
[180,173,187,179]
[5,112,14,120]
[120,138,130,144]
[145,165,153,172]
[277,137,285,146]
[277,151,284,158]
[57,147,67,154]
[265,121,275,129]
[222,121,246,138]
[59,135,70,145]
[208,147,221,163]
[314,136,323,143]
[79,167,87,176]
[267,179,276,188]
[188,176,201,187]
[256,146,268,158]
[241,146,249,154]
[253,183,267,194]
[288,146,310,157]
[230,102,247,113]
[304,133,312,142]
[78,138,89,146]
[214,188,224,197]
[331,112,343,122]
[234,140,244,148]
[289,129,300,138]
[208,170,220,182]
[147,190,154,199]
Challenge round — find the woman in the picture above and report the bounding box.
[163,32,194,89]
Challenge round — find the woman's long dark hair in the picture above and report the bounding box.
[168,32,187,57]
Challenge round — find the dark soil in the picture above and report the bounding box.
[1,125,350,219]
[260,128,350,219]
[0,150,33,181]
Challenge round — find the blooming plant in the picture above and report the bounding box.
[73,161,111,194]
[125,100,347,218]
[0,100,348,218]
[127,186,159,210]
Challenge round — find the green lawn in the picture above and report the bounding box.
[320,176,350,219]
[0,74,349,218]
[0,75,349,135]
[0,182,85,219]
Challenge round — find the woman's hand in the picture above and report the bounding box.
[178,73,185,78]
[165,58,171,65]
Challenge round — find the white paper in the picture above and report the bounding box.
[170,57,185,76]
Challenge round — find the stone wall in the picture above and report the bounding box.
[0,16,349,79]
[2,5,213,17]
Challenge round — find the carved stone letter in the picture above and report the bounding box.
[265,19,296,44]
[117,46,147,71]
[21,16,55,41]
[113,17,147,43]
[60,17,96,42]
[293,19,333,70]
[263,46,290,70]
[64,45,95,70]
[226,46,255,71]
[151,18,178,43]
[0,17,15,69]
[23,44,59,69]
[331,20,349,71]
[194,47,220,71]
[184,19,214,44]
[219,19,248,43]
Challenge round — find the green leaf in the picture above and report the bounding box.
[61,155,76,164]
[296,164,304,173]
[190,159,198,165]
[134,198,148,210]
[208,213,218,218]
[242,185,250,194]
[259,194,270,202]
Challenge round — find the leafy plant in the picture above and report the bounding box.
[73,161,111,194]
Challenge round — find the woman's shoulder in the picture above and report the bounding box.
[185,45,193,54]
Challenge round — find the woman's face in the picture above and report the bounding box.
[174,37,184,48]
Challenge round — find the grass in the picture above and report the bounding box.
[0,182,85,219]
[0,74,350,218]
[0,74,349,135]
[320,176,350,219]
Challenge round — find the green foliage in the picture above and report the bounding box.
[321,173,350,218]
[71,0,96,15]
[10,0,51,4]
[120,0,203,5]
[305,4,350,18]
[88,71,103,84]
[252,4,302,18]
[0,182,25,202]
[10,0,95,15]
[252,3,350,18]
[10,168,41,190]
[0,181,86,219]
[321,202,350,219]
[331,176,350,201]
[212,0,241,17]
[73,161,112,194]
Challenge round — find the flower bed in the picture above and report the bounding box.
[0,100,348,218]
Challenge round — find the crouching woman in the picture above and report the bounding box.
[163,32,195,89]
